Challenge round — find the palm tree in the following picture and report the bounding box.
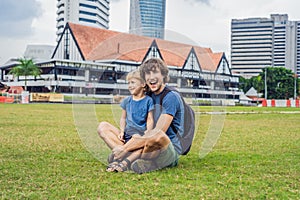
[9,58,41,91]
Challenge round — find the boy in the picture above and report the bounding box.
[106,69,154,172]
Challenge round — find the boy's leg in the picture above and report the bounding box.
[112,148,143,172]
[97,121,123,149]
[107,149,142,172]
[112,130,170,162]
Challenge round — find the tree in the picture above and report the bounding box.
[9,58,41,91]
[239,75,261,94]
[239,67,299,99]
[260,67,296,99]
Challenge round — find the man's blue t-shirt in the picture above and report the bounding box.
[151,88,184,154]
[120,96,154,141]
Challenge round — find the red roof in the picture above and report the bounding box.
[68,23,223,72]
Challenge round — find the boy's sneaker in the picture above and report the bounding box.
[131,159,158,174]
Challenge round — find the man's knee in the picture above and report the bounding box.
[141,132,170,159]
[147,131,170,148]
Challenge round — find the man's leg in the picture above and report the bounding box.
[130,130,179,173]
[131,142,179,174]
[141,130,170,159]
[114,129,169,160]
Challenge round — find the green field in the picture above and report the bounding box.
[0,104,299,199]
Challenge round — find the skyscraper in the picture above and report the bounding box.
[231,14,300,78]
[129,0,166,39]
[56,0,110,41]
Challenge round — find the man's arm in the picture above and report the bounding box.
[153,113,173,133]
[146,110,154,132]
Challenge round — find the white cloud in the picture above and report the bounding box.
[0,0,42,37]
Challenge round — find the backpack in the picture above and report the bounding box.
[159,86,195,155]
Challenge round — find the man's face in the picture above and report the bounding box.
[144,67,165,94]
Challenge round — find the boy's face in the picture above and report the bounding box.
[128,77,145,95]
[144,67,164,94]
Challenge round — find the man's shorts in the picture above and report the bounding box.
[155,142,179,169]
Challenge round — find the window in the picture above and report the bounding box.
[64,30,70,59]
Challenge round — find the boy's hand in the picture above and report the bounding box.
[118,132,125,142]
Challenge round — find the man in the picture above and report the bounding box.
[98,58,184,173]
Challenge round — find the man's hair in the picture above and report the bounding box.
[139,58,170,83]
[126,69,145,83]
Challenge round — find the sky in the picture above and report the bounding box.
[0,0,300,65]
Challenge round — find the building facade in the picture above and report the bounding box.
[231,14,300,78]
[129,0,166,39]
[56,0,110,41]
[0,23,241,104]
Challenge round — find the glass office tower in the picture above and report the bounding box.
[56,0,110,41]
[129,0,166,39]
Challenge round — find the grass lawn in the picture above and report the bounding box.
[0,104,299,199]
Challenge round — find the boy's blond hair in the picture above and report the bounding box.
[126,69,145,83]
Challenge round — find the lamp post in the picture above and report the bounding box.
[264,68,267,99]
[291,57,299,99]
